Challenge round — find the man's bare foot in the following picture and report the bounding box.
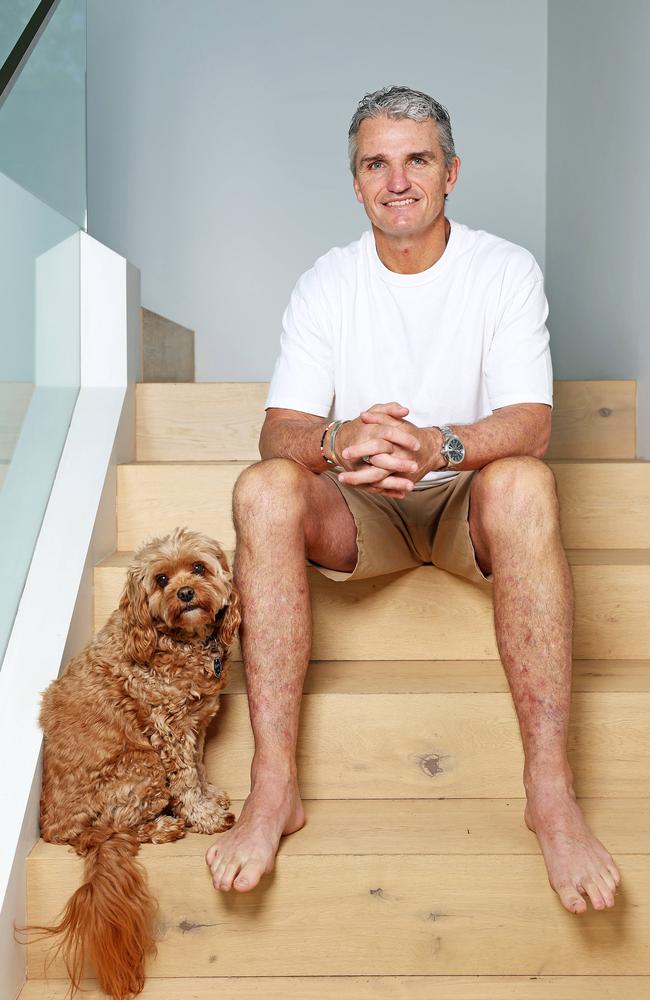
[524,780,621,914]
[205,772,305,892]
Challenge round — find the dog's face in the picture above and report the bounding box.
[119,527,240,662]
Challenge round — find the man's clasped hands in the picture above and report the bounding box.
[334,402,442,498]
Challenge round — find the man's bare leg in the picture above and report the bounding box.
[468,456,622,914]
[206,459,357,892]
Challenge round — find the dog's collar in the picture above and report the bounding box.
[202,624,226,680]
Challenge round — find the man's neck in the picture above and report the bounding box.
[373,215,450,275]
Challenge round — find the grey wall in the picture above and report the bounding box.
[546,0,650,455]
[86,0,548,381]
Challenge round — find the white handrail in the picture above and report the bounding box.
[0,232,140,999]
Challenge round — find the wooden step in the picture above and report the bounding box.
[225,658,650,694]
[33,658,650,801]
[25,845,650,978]
[135,379,637,462]
[115,458,650,552]
[28,797,650,860]
[205,689,650,800]
[94,550,650,659]
[18,976,650,999]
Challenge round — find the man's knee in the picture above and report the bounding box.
[471,456,559,533]
[233,458,312,529]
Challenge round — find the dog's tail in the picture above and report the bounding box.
[28,826,157,999]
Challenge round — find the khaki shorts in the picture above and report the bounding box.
[309,469,493,590]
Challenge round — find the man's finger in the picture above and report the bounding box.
[343,441,418,474]
[338,465,389,487]
[360,410,402,429]
[366,401,409,416]
[364,452,418,475]
[356,423,420,457]
[340,467,414,491]
[364,475,415,495]
[342,438,395,462]
[343,426,420,461]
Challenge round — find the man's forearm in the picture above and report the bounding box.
[259,417,330,475]
[430,405,551,472]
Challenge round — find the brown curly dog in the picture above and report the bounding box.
[31,527,240,999]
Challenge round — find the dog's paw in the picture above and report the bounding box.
[204,783,231,811]
[187,808,235,834]
[137,814,186,843]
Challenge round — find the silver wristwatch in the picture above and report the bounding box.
[437,424,465,467]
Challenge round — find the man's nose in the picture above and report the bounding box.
[386,164,410,192]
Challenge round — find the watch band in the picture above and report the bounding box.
[438,425,451,468]
[437,424,464,468]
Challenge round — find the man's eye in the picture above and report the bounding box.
[369,161,383,169]
[156,574,169,588]
[411,157,425,165]
[192,562,206,576]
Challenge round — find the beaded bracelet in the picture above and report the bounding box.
[320,419,339,466]
[329,419,345,467]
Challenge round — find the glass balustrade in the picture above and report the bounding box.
[0,1,41,69]
[0,0,86,661]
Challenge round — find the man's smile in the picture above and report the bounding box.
[383,197,420,208]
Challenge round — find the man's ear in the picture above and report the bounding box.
[445,155,461,196]
[353,174,364,204]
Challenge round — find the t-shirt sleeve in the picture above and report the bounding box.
[484,272,554,411]
[265,266,335,417]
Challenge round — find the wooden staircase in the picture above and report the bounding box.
[20,380,650,999]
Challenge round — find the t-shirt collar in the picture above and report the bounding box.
[367,218,459,286]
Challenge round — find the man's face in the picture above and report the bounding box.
[352,116,460,239]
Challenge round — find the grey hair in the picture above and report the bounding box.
[348,85,456,176]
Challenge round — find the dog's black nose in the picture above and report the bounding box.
[178,587,195,603]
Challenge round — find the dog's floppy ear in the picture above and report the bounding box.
[119,565,158,663]
[217,584,241,650]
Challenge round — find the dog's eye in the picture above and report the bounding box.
[156,574,169,588]
[192,562,205,575]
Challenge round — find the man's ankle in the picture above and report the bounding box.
[524,761,575,799]
[251,753,298,789]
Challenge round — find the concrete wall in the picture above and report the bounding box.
[546,0,650,455]
[86,0,548,381]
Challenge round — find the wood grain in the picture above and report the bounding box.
[27,854,649,978]
[116,459,650,551]
[19,977,650,1000]
[202,690,650,799]
[93,556,650,659]
[135,380,637,462]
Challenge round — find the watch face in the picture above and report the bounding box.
[447,436,464,464]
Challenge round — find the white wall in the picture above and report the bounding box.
[546,0,650,454]
[86,0,548,381]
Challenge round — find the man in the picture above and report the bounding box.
[206,85,621,914]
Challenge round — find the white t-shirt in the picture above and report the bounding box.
[265,219,553,486]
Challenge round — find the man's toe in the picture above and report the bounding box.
[595,873,616,907]
[558,884,588,914]
[233,860,266,892]
[608,863,622,887]
[218,862,242,891]
[581,880,606,911]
